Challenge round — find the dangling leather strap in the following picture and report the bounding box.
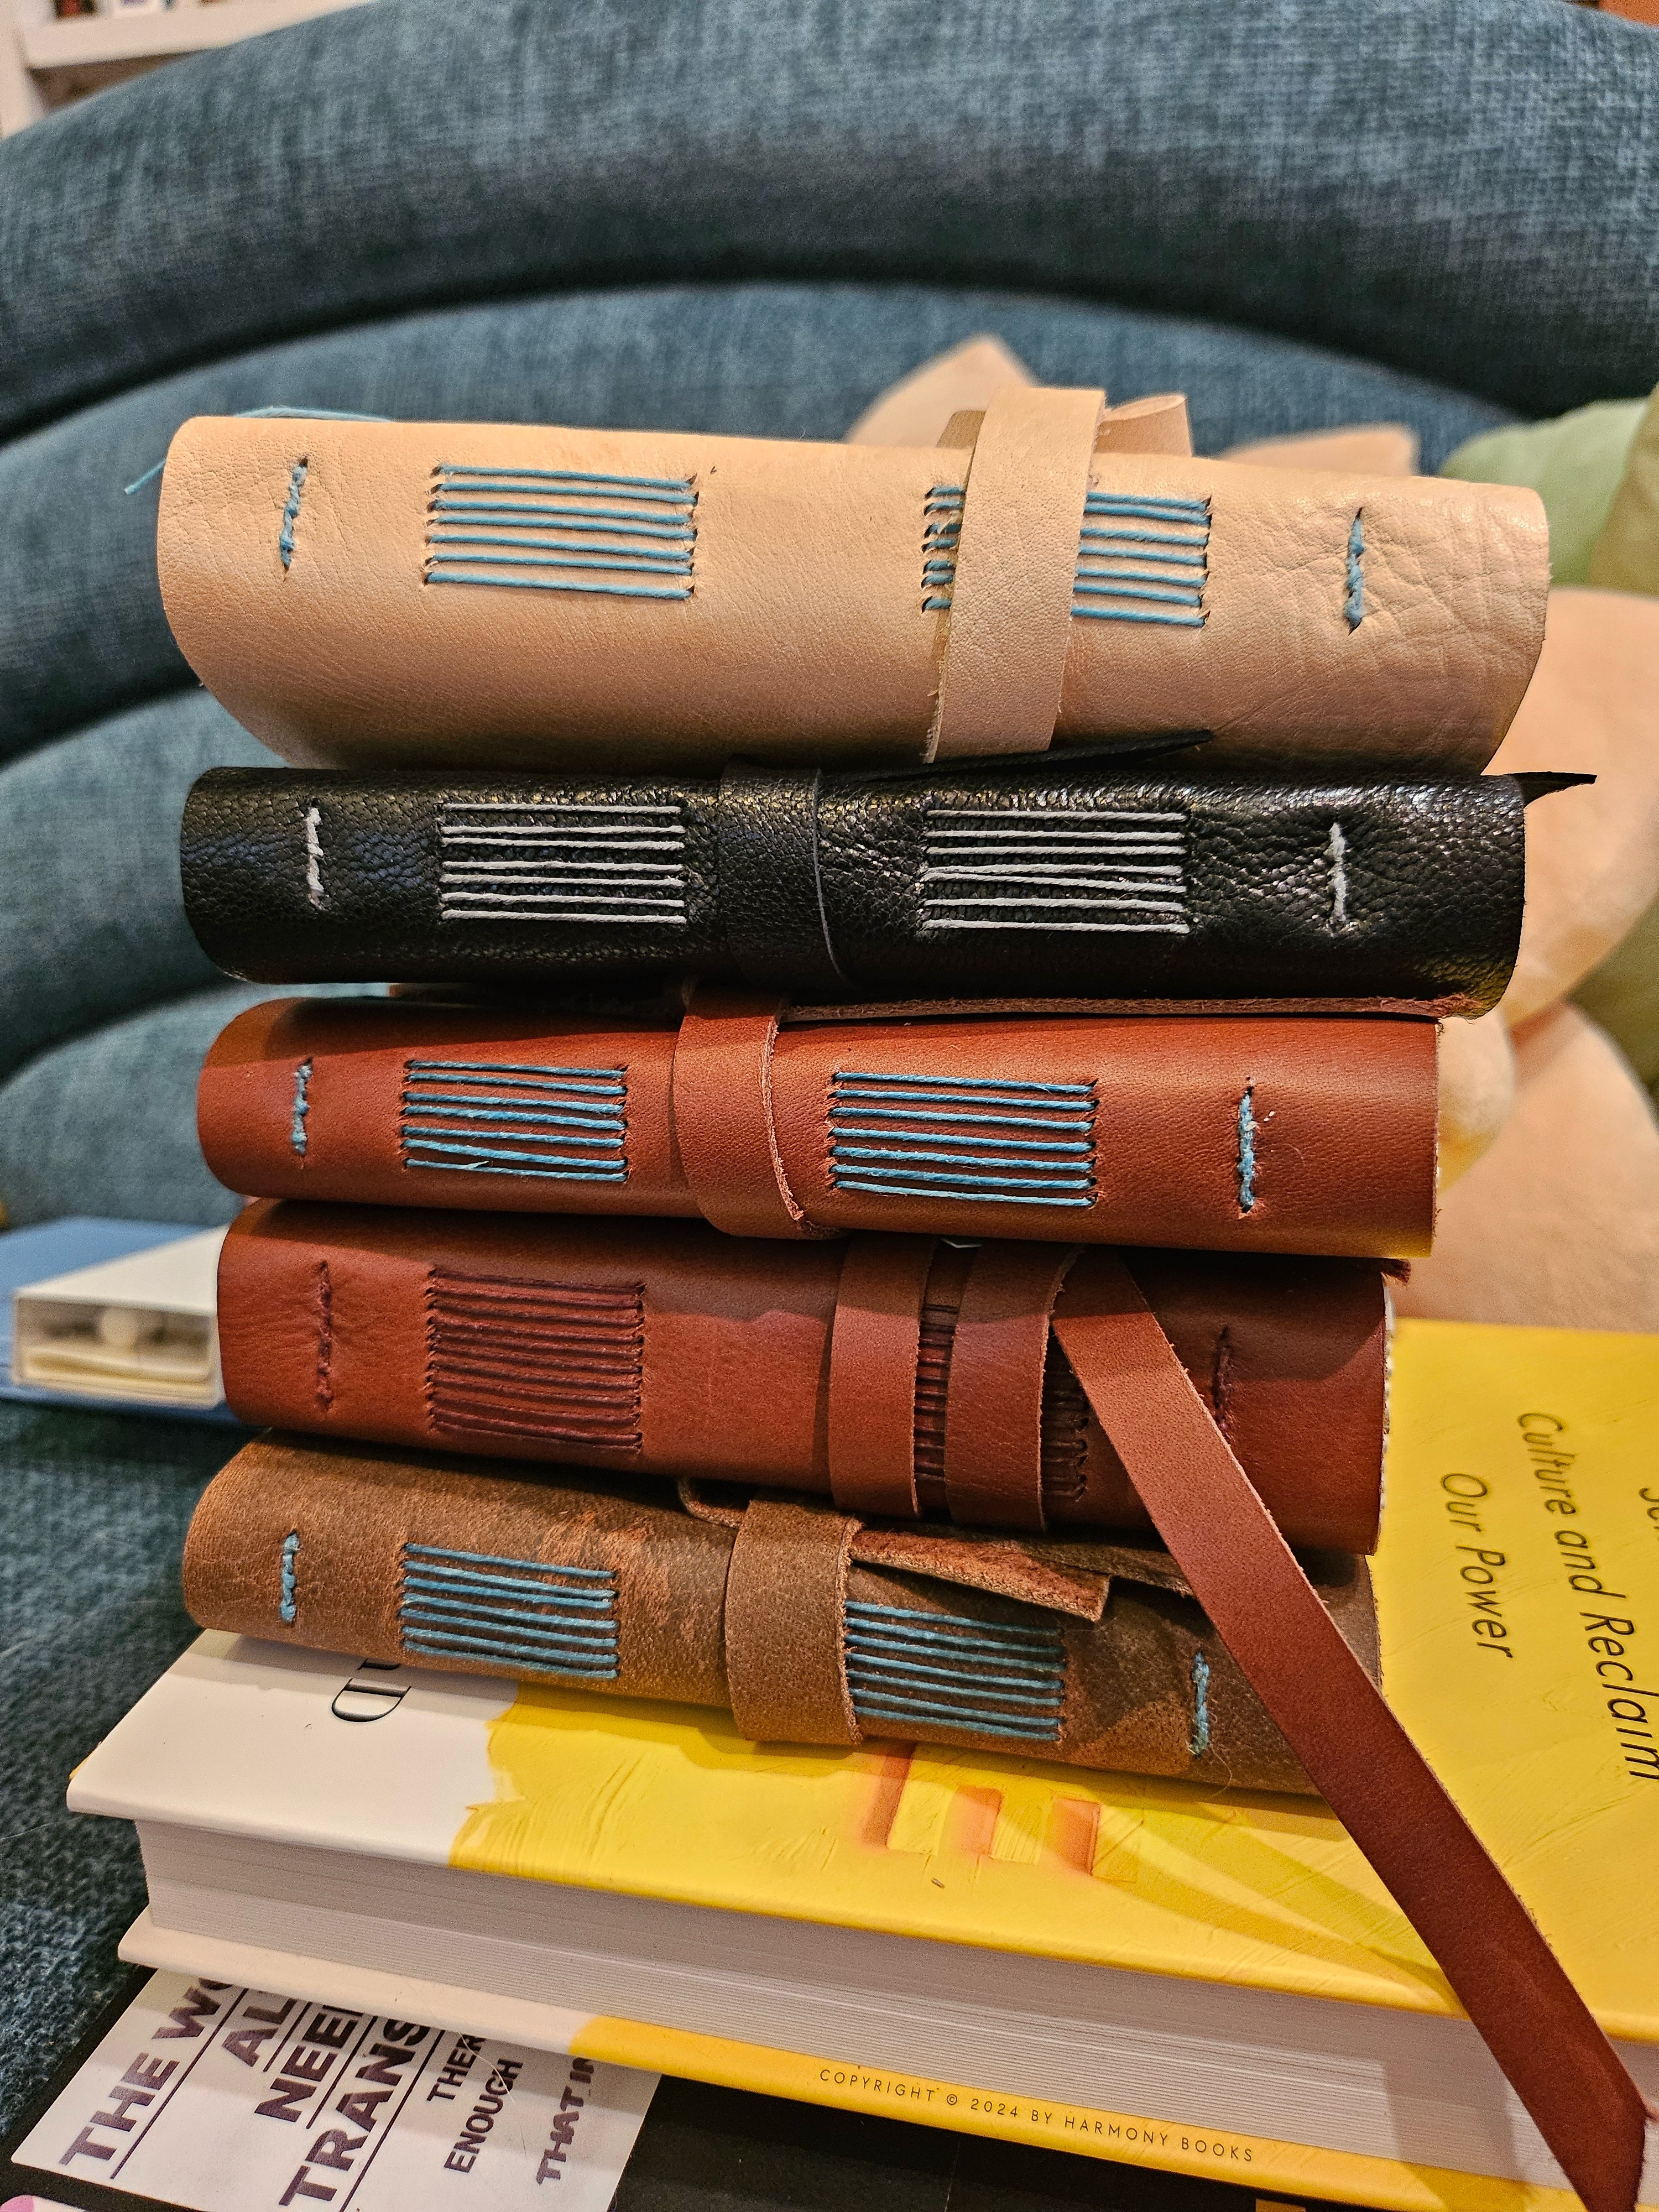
[1050,1250,1650,2212]
[928,384,1105,761]
[943,1242,1081,1531]
[724,1496,862,1745]
[670,984,832,1239]
[827,1234,936,1517]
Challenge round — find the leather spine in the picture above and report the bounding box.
[181,1432,1381,1797]
[215,1201,1389,1554]
[155,413,1547,775]
[199,996,1439,1260]
[181,763,1530,1015]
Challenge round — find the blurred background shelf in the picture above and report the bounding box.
[1,0,375,132]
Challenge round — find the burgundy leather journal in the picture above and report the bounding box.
[200,992,1438,1260]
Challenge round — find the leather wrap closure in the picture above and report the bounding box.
[827,1234,936,1517]
[669,984,834,1240]
[928,385,1107,760]
[723,1495,862,1745]
[1050,1258,1651,2212]
[942,1243,1082,1531]
[715,761,848,995]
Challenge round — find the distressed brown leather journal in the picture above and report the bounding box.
[200,993,1439,1259]
[155,387,1547,775]
[216,1204,1390,1550]
[180,1431,1378,1798]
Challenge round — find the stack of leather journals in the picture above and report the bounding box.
[69,391,1659,2209]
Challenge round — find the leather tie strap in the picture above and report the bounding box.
[724,1496,862,1745]
[671,984,831,1240]
[928,383,1105,761]
[943,1242,1081,1531]
[715,761,848,997]
[1050,1251,1649,2212]
[827,1234,937,1517]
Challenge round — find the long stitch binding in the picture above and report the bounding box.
[425,464,696,601]
[828,1070,1097,1208]
[1072,489,1209,628]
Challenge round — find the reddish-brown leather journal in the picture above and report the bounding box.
[216,1203,1389,1551]
[200,992,1439,1260]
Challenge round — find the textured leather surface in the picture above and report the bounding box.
[182,760,1530,1015]
[199,995,1439,1259]
[214,1202,1389,1554]
[928,383,1103,758]
[180,1430,1379,1796]
[723,1496,861,1744]
[157,412,1546,774]
[1052,1256,1649,2212]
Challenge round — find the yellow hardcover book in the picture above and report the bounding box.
[74,1320,1659,2209]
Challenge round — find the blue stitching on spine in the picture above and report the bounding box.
[843,1600,1065,1743]
[426,572,690,600]
[290,1059,311,1157]
[921,483,965,610]
[401,1060,627,1182]
[1085,491,1208,517]
[1190,1650,1212,1756]
[829,1070,1095,1209]
[436,466,691,497]
[1345,510,1365,630]
[278,460,308,571]
[1237,1085,1258,1214]
[426,465,696,602]
[1074,492,1211,626]
[279,1532,299,1624]
[398,1541,619,1679]
[1073,607,1206,627]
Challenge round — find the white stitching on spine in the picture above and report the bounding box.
[305,806,324,909]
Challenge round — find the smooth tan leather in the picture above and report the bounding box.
[157,410,1547,773]
[200,996,1439,1260]
[1222,424,1421,476]
[1051,1255,1650,2212]
[1091,392,1193,455]
[182,1431,1379,1795]
[214,1203,1391,1553]
[845,334,1190,456]
[928,384,1104,758]
[1395,999,1659,1333]
[844,333,1034,446]
[1489,587,1659,1026]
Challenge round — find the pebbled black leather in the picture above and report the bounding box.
[181,758,1545,1012]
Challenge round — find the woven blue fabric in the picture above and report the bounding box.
[0,282,1509,763]
[0,697,272,1083]
[0,0,1652,445]
[0,983,328,1228]
[0,1398,236,2136]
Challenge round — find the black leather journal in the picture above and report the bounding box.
[181,759,1566,1013]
